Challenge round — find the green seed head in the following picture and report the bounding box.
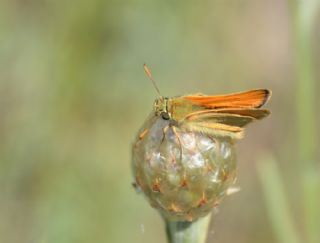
[132,115,237,221]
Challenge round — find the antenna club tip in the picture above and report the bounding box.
[142,64,161,96]
[143,63,149,70]
[143,63,149,71]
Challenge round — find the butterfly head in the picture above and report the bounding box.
[153,97,171,120]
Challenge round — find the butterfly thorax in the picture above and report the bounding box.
[153,96,204,122]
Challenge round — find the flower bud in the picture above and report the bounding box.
[132,115,237,221]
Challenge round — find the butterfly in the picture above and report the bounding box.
[142,64,271,140]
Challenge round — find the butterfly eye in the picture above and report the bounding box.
[161,112,170,120]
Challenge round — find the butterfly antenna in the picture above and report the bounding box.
[143,64,162,97]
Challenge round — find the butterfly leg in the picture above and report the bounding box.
[171,125,183,161]
[160,124,183,161]
[160,125,169,144]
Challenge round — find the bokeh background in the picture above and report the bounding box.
[0,1,319,243]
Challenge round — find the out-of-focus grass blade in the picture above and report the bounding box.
[290,0,320,164]
[302,168,320,243]
[257,156,300,243]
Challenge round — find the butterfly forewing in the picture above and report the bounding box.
[183,89,271,109]
[172,89,271,138]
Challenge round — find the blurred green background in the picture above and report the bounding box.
[0,1,319,243]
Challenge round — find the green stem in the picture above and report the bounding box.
[165,213,212,243]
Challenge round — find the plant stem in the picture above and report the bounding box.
[165,213,212,243]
